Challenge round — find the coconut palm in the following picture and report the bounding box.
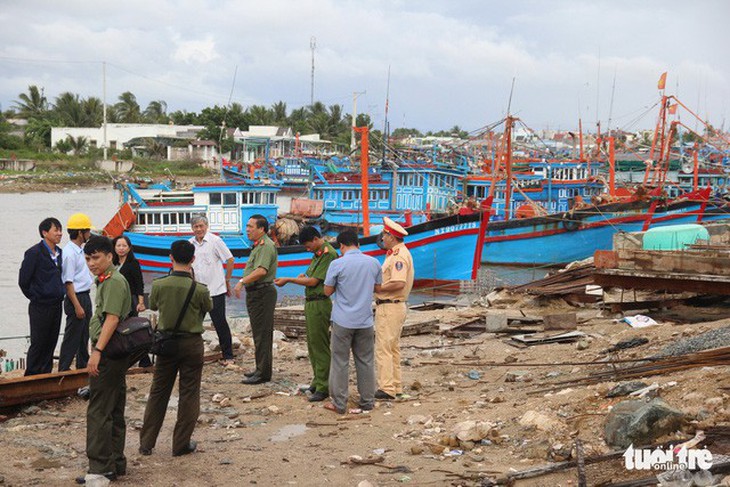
[14,85,49,119]
[53,92,85,127]
[114,92,142,123]
[247,105,272,126]
[271,101,288,123]
[144,100,168,123]
[82,97,104,126]
[68,135,88,155]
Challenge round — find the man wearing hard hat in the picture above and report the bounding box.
[59,213,94,371]
[374,217,414,401]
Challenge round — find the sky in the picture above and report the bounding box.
[1,0,728,134]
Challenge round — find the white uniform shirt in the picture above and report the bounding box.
[190,232,234,296]
[61,241,94,293]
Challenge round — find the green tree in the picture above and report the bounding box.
[392,127,423,138]
[169,109,199,125]
[144,100,168,123]
[54,137,73,154]
[247,105,272,125]
[82,97,104,126]
[53,92,85,127]
[24,117,55,150]
[114,91,142,123]
[67,135,88,155]
[13,85,49,119]
[271,101,288,124]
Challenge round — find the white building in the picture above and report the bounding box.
[51,123,205,152]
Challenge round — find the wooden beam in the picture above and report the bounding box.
[0,369,88,407]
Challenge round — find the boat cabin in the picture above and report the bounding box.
[121,182,279,237]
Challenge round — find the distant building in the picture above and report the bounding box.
[51,123,205,151]
[232,125,331,163]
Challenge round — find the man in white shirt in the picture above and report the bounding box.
[189,215,235,364]
[59,213,94,372]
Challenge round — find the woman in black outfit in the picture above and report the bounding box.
[113,235,152,367]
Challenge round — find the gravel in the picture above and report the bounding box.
[658,325,730,357]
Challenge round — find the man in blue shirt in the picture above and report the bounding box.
[59,213,94,371]
[323,230,382,414]
[18,217,65,376]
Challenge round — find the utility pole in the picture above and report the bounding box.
[102,61,108,160]
[351,91,366,152]
[310,36,316,106]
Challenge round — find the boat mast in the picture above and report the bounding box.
[354,126,371,236]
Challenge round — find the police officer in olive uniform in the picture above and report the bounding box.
[374,217,414,401]
[234,214,278,384]
[80,236,132,483]
[139,240,212,457]
[274,226,337,402]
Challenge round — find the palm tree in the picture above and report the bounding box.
[82,97,104,126]
[144,100,168,123]
[14,85,49,119]
[54,92,85,127]
[54,138,73,154]
[247,105,272,126]
[114,92,142,123]
[68,135,88,155]
[271,101,288,124]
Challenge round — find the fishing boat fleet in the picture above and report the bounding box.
[104,91,730,284]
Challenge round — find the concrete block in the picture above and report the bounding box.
[485,313,508,332]
[543,313,577,331]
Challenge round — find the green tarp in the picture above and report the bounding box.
[642,224,709,251]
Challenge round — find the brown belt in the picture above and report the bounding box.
[375,299,403,305]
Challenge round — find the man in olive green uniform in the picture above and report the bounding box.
[139,240,212,457]
[234,214,278,384]
[374,217,414,401]
[81,236,132,483]
[274,226,336,402]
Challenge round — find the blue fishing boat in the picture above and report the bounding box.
[106,180,482,283]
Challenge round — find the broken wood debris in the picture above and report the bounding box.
[532,346,730,394]
[507,330,587,348]
[509,263,598,302]
[274,307,438,338]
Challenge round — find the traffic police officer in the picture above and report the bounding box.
[274,226,337,402]
[234,214,278,384]
[374,217,414,401]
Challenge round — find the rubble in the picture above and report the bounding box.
[603,397,686,448]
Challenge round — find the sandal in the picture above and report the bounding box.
[324,402,345,414]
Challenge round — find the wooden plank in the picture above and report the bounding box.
[401,320,439,337]
[595,269,730,295]
[0,369,89,407]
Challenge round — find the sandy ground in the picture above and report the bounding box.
[2,299,730,486]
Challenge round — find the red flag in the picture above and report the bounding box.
[668,104,678,115]
[657,72,667,90]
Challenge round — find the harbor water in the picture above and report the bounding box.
[0,188,546,364]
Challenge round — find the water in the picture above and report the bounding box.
[0,188,548,362]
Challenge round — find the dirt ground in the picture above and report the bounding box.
[2,299,730,486]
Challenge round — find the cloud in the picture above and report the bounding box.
[1,0,728,131]
[172,35,220,64]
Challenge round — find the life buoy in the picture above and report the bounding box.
[561,211,581,231]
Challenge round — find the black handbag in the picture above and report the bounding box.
[104,316,154,362]
[150,280,197,357]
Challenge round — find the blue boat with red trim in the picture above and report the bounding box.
[105,179,482,283]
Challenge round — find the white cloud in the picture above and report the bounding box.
[1,0,728,131]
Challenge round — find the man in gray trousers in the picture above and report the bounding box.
[323,230,382,414]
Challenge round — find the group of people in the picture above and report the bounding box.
[17,212,415,482]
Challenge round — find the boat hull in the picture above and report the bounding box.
[126,214,481,282]
[480,199,730,265]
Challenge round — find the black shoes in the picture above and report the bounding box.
[241,374,269,385]
[243,370,257,378]
[308,391,328,402]
[374,389,395,400]
[173,440,197,457]
[139,446,152,456]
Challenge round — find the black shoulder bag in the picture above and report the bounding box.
[150,280,197,357]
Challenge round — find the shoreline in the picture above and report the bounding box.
[0,173,219,194]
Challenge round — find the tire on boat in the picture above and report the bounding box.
[561,211,582,231]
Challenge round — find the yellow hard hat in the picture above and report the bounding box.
[67,213,94,230]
